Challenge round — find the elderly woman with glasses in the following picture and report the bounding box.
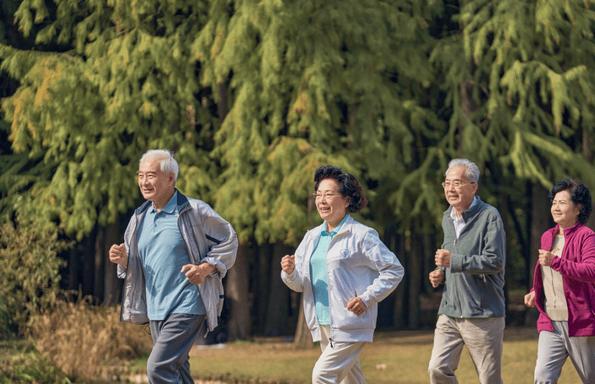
[524,179,594,384]
[281,165,404,384]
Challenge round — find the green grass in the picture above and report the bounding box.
[132,327,582,383]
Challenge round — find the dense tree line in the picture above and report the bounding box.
[1,0,593,341]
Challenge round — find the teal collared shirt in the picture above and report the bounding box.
[138,191,206,320]
[309,214,350,326]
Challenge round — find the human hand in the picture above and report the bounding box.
[181,263,216,285]
[108,243,128,267]
[538,249,555,267]
[346,296,367,316]
[281,255,295,274]
[524,291,536,308]
[429,268,445,288]
[435,249,451,267]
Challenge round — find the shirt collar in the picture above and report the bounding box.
[450,195,479,221]
[322,214,350,236]
[151,191,178,214]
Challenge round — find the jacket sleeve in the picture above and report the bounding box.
[359,229,404,307]
[450,214,505,274]
[199,203,238,279]
[281,232,309,292]
[550,231,595,283]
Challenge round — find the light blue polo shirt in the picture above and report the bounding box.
[309,214,349,326]
[137,192,206,320]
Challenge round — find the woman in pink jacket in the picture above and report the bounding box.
[524,179,594,384]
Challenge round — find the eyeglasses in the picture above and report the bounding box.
[441,180,475,189]
[312,192,342,200]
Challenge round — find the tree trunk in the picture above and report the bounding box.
[226,243,252,340]
[407,229,421,328]
[103,221,122,305]
[392,232,406,328]
[254,244,273,335]
[264,243,292,336]
[529,184,549,287]
[94,227,105,303]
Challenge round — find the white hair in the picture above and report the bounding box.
[139,149,179,180]
[446,158,480,183]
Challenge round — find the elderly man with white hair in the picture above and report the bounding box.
[428,158,506,384]
[108,149,238,383]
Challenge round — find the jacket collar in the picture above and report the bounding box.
[312,214,355,238]
[549,222,584,238]
[135,188,190,215]
[445,196,485,222]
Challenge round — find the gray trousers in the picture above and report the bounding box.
[148,313,205,384]
[312,326,366,384]
[534,321,595,384]
[428,314,504,384]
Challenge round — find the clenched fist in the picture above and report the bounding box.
[435,249,451,267]
[281,255,295,274]
[538,249,555,267]
[108,243,128,267]
[181,263,216,285]
[524,291,536,308]
[429,268,445,288]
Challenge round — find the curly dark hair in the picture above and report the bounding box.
[548,179,592,224]
[313,165,368,212]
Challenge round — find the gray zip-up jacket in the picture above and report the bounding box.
[438,197,506,318]
[117,191,238,332]
[281,216,404,343]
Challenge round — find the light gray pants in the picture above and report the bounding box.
[534,321,595,384]
[312,326,366,384]
[428,314,504,384]
[148,313,205,384]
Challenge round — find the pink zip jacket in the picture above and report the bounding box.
[531,223,595,336]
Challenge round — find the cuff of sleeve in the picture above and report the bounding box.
[117,264,127,278]
[450,253,463,272]
[550,256,561,270]
[203,257,228,277]
[282,270,297,281]
[360,293,374,308]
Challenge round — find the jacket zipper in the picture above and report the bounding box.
[325,230,348,348]
[452,238,464,318]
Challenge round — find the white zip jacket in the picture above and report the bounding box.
[282,216,404,343]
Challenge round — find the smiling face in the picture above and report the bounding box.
[551,190,580,229]
[315,178,349,230]
[137,158,175,209]
[443,165,478,212]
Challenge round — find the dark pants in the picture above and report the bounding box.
[147,313,205,384]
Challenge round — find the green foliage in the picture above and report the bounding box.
[0,0,593,247]
[430,0,594,188]
[1,1,215,238]
[0,340,70,384]
[0,219,67,337]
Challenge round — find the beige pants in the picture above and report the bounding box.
[534,321,595,384]
[428,314,505,384]
[312,326,366,384]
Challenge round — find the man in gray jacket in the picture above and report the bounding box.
[108,149,237,384]
[428,158,506,384]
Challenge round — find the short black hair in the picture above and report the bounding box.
[548,179,592,224]
[314,165,368,212]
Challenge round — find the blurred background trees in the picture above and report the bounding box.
[1,0,593,343]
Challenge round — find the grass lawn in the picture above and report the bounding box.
[133,327,581,383]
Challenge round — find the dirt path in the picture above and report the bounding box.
[127,374,227,384]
